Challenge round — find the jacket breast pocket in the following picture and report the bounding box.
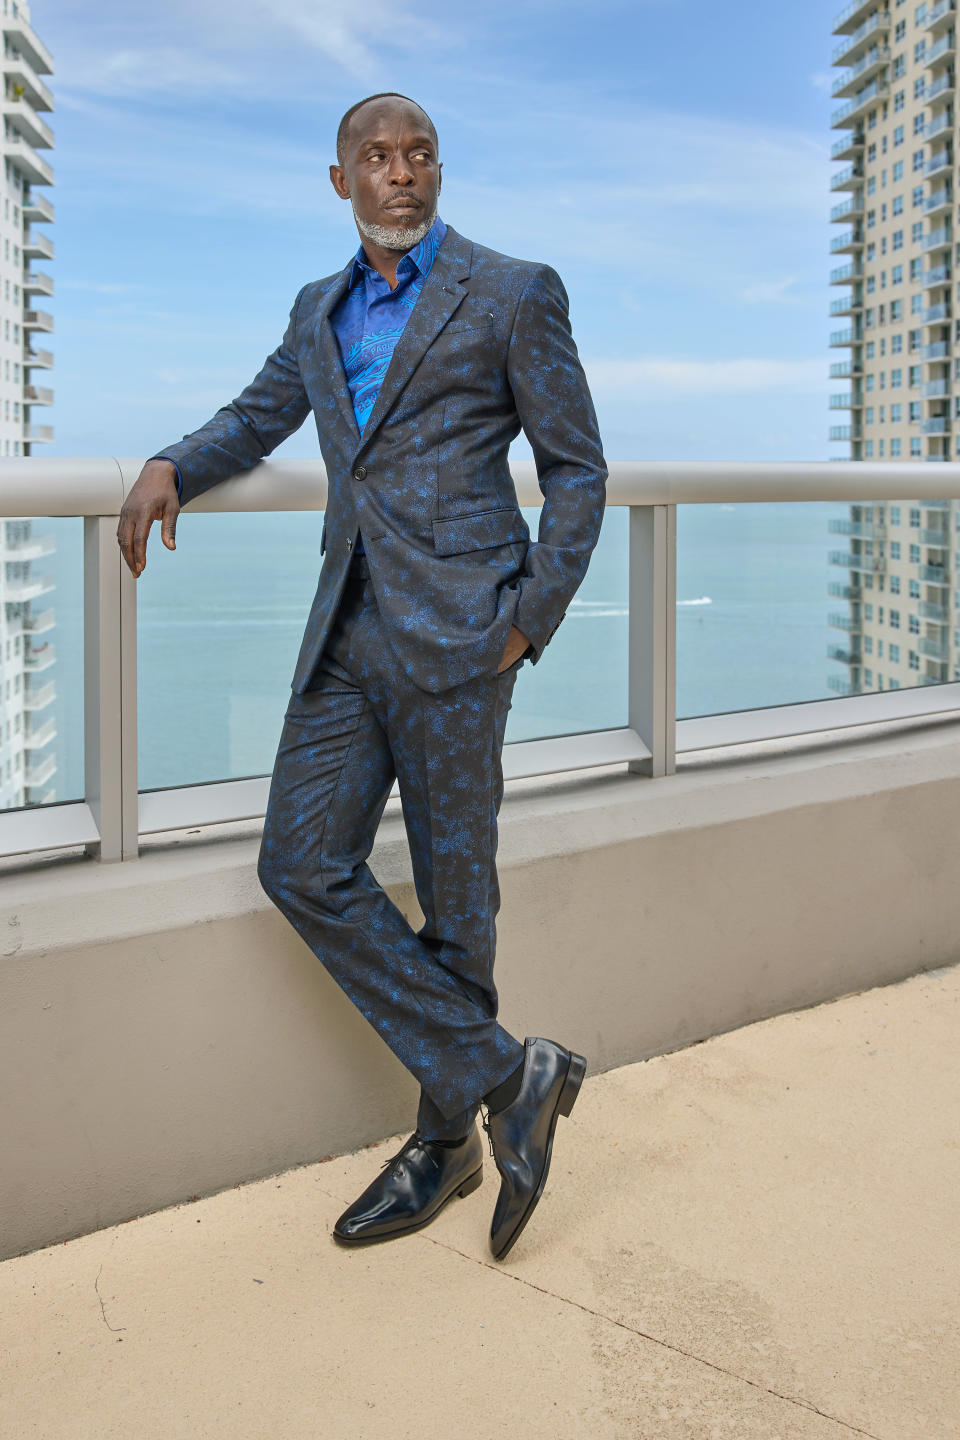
[432,507,529,556]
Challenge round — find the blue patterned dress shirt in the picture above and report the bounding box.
[162,214,448,559]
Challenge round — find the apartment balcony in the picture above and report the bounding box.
[22,228,53,260]
[827,611,859,631]
[828,580,861,599]
[924,339,951,358]
[22,191,53,224]
[1,530,54,558]
[826,672,857,694]
[924,301,952,322]
[24,424,54,443]
[22,606,55,634]
[22,716,55,749]
[2,56,53,113]
[23,345,52,369]
[22,308,52,332]
[923,262,951,288]
[831,129,864,162]
[926,69,956,106]
[925,187,953,218]
[828,517,887,538]
[924,225,953,252]
[923,0,958,34]
[3,13,55,76]
[924,149,954,178]
[919,600,950,620]
[828,549,885,571]
[23,643,55,673]
[830,326,860,347]
[920,526,951,543]
[832,44,891,99]
[22,751,56,790]
[21,678,54,709]
[830,194,864,222]
[922,416,951,433]
[829,391,861,408]
[831,0,886,37]
[829,294,861,317]
[829,359,862,378]
[830,260,863,284]
[831,76,889,128]
[4,132,52,186]
[831,9,889,65]
[924,377,952,396]
[830,227,865,253]
[830,162,865,191]
[3,573,53,602]
[23,270,53,297]
[924,31,956,68]
[2,98,53,149]
[829,424,862,440]
[827,642,862,665]
[918,634,950,658]
[23,384,53,406]
[926,109,954,140]
[919,563,951,582]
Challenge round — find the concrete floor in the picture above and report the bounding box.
[1,965,958,1440]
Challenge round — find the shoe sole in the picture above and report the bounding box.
[491,1049,587,1262]
[332,1164,484,1247]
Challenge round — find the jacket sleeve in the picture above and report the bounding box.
[150,284,312,508]
[506,264,607,664]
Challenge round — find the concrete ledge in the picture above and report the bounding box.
[3,715,960,1259]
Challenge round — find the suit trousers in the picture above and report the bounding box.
[256,553,528,1140]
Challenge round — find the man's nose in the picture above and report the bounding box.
[387,152,415,185]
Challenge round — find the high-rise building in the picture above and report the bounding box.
[0,0,56,809]
[828,0,954,696]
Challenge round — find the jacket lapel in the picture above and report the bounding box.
[352,224,473,458]
[312,263,361,445]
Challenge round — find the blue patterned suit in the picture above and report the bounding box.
[154,220,607,1139]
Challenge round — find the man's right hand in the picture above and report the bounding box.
[117,459,180,578]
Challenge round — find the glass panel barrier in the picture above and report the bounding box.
[676,498,957,718]
[138,510,324,789]
[505,504,627,743]
[0,515,83,811]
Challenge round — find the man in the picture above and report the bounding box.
[117,92,606,1261]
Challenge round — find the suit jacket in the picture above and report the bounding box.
[157,222,607,695]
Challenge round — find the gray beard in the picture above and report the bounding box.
[353,203,437,251]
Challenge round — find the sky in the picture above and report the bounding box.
[33,0,845,465]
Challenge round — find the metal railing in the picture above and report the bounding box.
[4,458,960,863]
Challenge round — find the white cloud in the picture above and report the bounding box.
[739,276,804,304]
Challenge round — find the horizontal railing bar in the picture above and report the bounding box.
[136,728,652,837]
[0,801,100,858]
[6,457,960,516]
[677,682,960,750]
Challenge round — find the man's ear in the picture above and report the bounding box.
[329,163,350,200]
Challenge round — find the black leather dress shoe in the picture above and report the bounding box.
[332,1127,484,1246]
[482,1036,586,1261]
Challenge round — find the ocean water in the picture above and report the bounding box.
[23,499,858,805]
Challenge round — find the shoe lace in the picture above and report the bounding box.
[379,1130,441,1174]
[479,1102,495,1159]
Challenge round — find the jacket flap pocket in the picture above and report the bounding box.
[432,507,529,556]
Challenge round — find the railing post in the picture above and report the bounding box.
[627,503,677,777]
[82,514,138,861]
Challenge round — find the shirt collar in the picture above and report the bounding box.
[348,214,447,289]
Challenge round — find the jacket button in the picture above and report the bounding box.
[353,465,367,481]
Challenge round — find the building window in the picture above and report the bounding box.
[891,506,901,525]
[865,635,874,654]
[909,579,919,598]
[909,508,920,527]
[893,198,904,218]
[890,643,900,663]
[890,610,900,628]
[910,543,921,562]
[893,160,904,181]
[909,651,919,670]
[891,367,903,385]
[893,125,905,146]
[891,404,902,422]
[891,543,902,561]
[909,615,920,635]
[891,573,902,592]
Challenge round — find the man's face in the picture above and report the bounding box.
[330,100,441,250]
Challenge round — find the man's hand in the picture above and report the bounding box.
[497,625,531,673]
[117,459,180,578]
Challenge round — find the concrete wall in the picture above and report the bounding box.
[3,716,960,1260]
